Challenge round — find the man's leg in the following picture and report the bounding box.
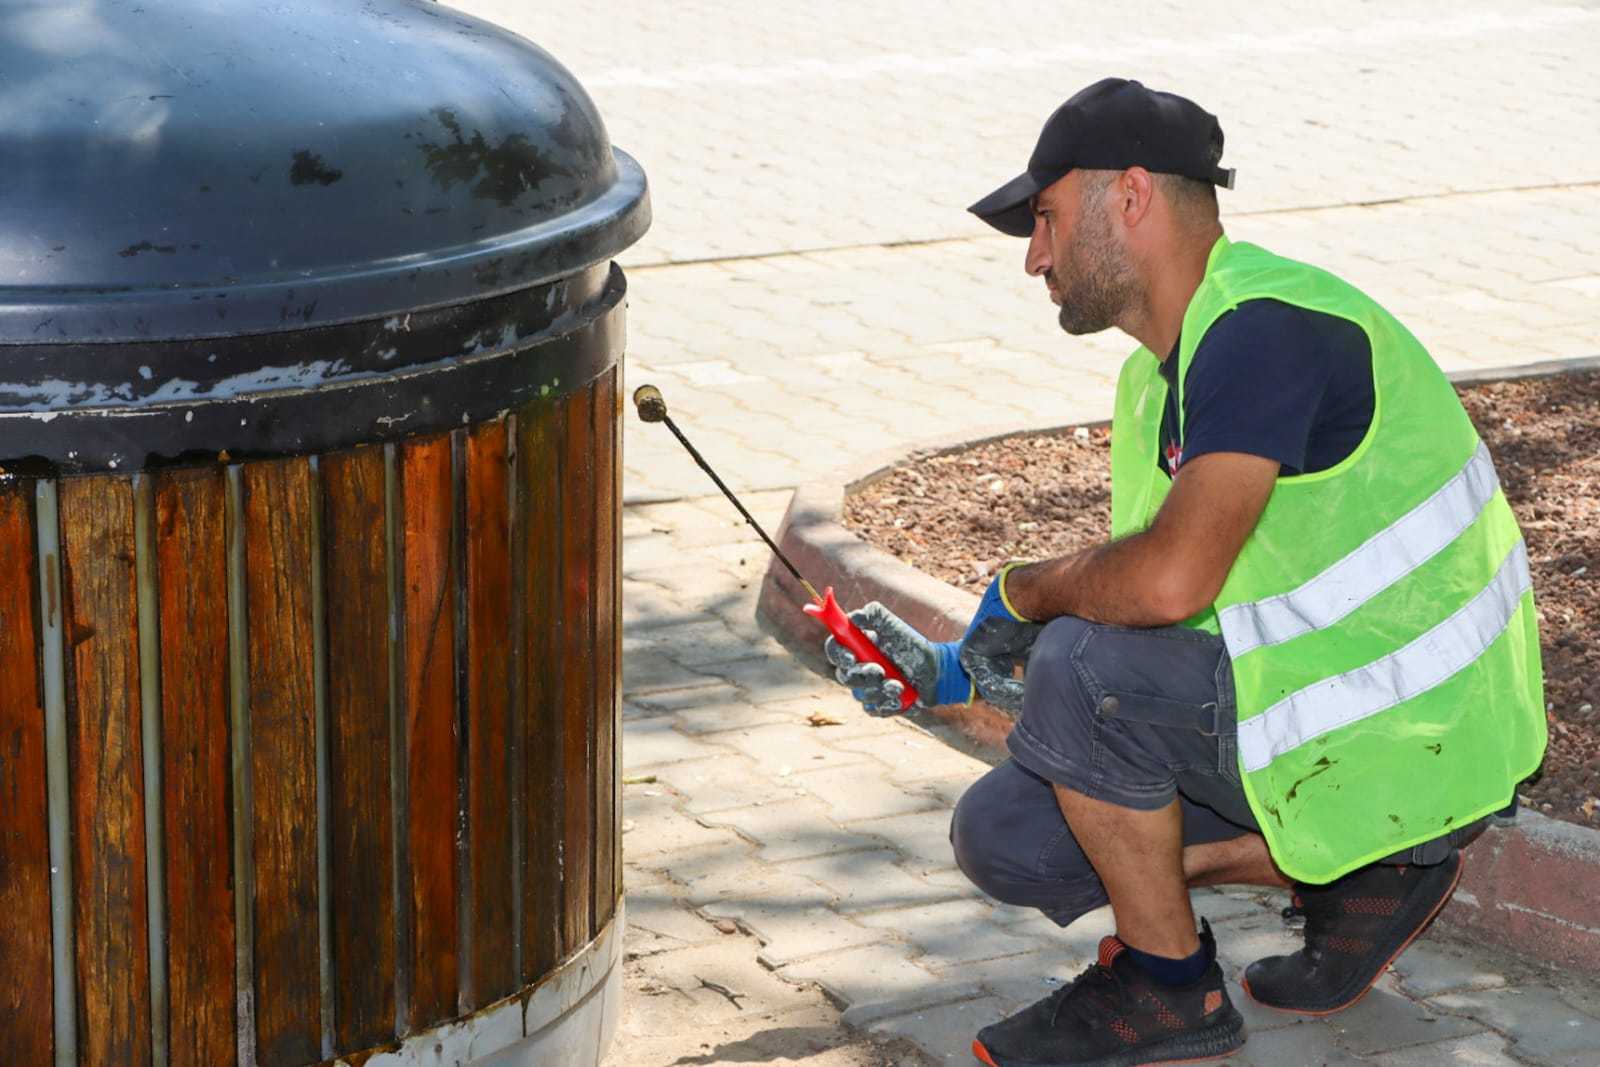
[1050,790,1196,957]
[951,760,1284,932]
[972,617,1259,1067]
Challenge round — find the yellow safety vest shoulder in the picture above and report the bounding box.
[1109,236,1546,882]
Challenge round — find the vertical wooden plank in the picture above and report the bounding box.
[397,436,459,1028]
[322,446,396,1051]
[58,475,152,1067]
[592,372,620,930]
[153,468,236,1067]
[0,483,53,1064]
[242,459,322,1067]
[465,420,516,1005]
[559,387,597,952]
[519,403,564,982]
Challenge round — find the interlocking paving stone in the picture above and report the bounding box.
[617,652,720,700]
[1429,986,1600,1063]
[777,943,985,1029]
[828,731,994,786]
[782,849,964,915]
[1322,986,1488,1056]
[1228,1021,1372,1066]
[666,847,810,909]
[854,899,1040,971]
[628,616,770,668]
[656,753,817,817]
[1391,938,1515,998]
[622,715,735,770]
[1367,1030,1521,1066]
[864,995,1013,1066]
[788,762,946,823]
[623,882,729,949]
[626,680,745,715]
[703,721,873,774]
[850,808,961,874]
[702,889,890,966]
[698,797,883,863]
[619,788,744,865]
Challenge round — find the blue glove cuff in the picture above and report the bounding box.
[932,640,975,706]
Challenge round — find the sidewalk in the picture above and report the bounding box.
[440,0,1600,1062]
[610,491,1600,1065]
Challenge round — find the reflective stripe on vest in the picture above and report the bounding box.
[1238,536,1532,773]
[1218,441,1501,657]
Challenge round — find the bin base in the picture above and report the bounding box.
[347,901,624,1067]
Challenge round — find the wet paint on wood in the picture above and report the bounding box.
[242,460,322,1066]
[464,420,517,1005]
[591,371,621,928]
[518,403,565,982]
[0,483,52,1064]
[154,468,237,1067]
[559,385,597,952]
[321,447,397,1050]
[397,437,459,1027]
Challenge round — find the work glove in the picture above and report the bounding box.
[823,602,973,715]
[958,562,1042,714]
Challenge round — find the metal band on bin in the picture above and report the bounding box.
[0,264,625,473]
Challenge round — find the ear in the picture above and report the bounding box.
[1117,167,1156,227]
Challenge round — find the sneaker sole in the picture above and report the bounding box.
[971,1009,1245,1067]
[1241,852,1464,1015]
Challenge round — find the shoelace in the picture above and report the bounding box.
[1048,961,1130,1027]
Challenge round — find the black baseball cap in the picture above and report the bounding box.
[968,78,1235,237]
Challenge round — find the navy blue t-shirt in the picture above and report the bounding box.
[1158,299,1375,477]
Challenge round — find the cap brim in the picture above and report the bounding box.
[968,171,1044,237]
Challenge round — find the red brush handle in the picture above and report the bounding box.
[803,586,918,713]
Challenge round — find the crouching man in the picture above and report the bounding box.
[827,78,1545,1067]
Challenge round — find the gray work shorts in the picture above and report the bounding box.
[949,616,1477,926]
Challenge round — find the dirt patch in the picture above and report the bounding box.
[602,905,934,1067]
[842,370,1600,828]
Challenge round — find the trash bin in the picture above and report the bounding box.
[0,2,647,1064]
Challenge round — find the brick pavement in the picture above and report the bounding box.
[442,0,1600,1061]
[615,495,1600,1064]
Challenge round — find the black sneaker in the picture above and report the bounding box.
[1242,850,1463,1014]
[972,921,1245,1067]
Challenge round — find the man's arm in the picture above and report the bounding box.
[1004,450,1280,627]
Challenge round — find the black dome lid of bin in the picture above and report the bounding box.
[0,0,650,343]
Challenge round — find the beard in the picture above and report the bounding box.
[1049,201,1138,336]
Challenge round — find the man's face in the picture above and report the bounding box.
[1024,171,1137,336]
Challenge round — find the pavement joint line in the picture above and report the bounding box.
[583,7,1600,90]
[622,180,1600,277]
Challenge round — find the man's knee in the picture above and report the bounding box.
[950,760,1108,926]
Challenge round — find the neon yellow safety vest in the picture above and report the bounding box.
[1109,236,1546,884]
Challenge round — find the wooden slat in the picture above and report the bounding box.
[154,468,236,1067]
[397,436,459,1028]
[321,447,396,1051]
[592,372,621,929]
[464,420,516,1005]
[518,404,564,982]
[0,483,52,1064]
[559,386,597,952]
[59,475,152,1067]
[242,459,322,1067]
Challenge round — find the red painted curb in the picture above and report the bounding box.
[757,471,1600,983]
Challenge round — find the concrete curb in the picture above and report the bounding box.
[755,436,1600,984]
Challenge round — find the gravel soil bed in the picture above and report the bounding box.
[842,370,1600,828]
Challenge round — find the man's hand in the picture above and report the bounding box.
[958,563,1042,713]
[824,602,973,714]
